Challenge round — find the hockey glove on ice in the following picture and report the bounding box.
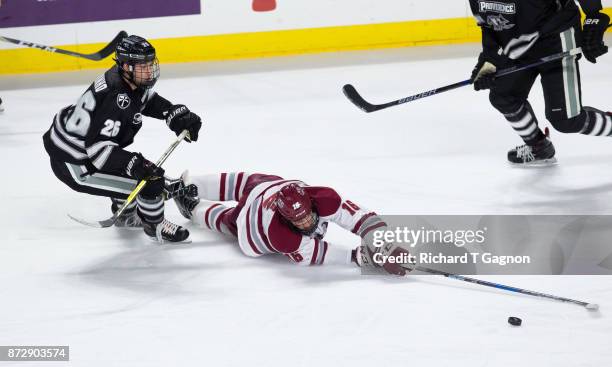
[354,242,413,276]
[166,105,202,142]
[471,53,497,91]
[582,13,610,63]
[125,153,165,181]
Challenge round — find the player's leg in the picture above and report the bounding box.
[136,176,190,243]
[188,172,248,201]
[489,66,555,164]
[188,172,283,202]
[541,28,611,137]
[50,159,140,227]
[190,200,237,236]
[177,171,284,236]
[49,159,188,241]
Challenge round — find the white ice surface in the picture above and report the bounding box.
[1,43,611,366]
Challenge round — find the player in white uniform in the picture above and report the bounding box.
[172,172,411,275]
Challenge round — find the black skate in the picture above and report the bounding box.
[164,172,198,200]
[0,97,4,112]
[144,219,190,243]
[167,171,200,220]
[175,193,200,220]
[508,127,557,166]
[111,199,142,228]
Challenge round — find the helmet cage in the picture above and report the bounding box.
[120,58,160,89]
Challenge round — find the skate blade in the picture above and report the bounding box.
[146,236,192,245]
[114,226,143,231]
[509,157,558,168]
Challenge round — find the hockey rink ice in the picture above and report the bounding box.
[1,43,611,366]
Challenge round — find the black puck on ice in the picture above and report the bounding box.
[508,317,522,326]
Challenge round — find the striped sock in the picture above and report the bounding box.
[504,103,545,144]
[580,107,612,136]
[137,195,164,224]
[192,201,235,236]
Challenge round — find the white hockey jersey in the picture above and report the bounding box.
[235,179,385,265]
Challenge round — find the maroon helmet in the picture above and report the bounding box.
[275,183,313,222]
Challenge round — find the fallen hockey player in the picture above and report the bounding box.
[171,172,411,275]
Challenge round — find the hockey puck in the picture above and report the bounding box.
[508,317,522,326]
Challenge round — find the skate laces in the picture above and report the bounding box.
[515,144,535,162]
[160,219,180,235]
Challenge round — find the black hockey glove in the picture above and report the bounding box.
[582,13,610,63]
[471,53,497,91]
[165,105,202,142]
[125,153,165,181]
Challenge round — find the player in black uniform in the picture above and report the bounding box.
[43,35,202,243]
[469,0,610,165]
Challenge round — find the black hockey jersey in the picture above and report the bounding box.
[43,65,173,174]
[469,0,603,59]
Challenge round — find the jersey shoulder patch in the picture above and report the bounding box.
[306,186,341,217]
[94,74,108,93]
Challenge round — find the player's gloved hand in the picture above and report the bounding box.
[165,105,202,142]
[353,243,413,276]
[582,13,610,63]
[471,53,497,91]
[125,153,165,181]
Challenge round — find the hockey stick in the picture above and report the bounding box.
[343,48,583,113]
[402,264,599,310]
[68,130,190,228]
[0,31,127,61]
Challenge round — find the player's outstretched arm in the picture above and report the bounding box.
[142,93,203,142]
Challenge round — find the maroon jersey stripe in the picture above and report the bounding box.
[310,239,320,265]
[220,173,227,201]
[215,207,233,232]
[204,203,221,229]
[352,212,376,233]
[256,198,276,253]
[245,206,263,255]
[361,222,386,237]
[320,241,329,264]
[234,172,244,201]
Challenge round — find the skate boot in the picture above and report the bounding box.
[111,199,142,228]
[507,127,557,166]
[143,218,190,243]
[175,192,200,220]
[0,97,4,112]
[165,171,200,219]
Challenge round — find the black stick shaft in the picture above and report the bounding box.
[0,31,127,61]
[413,265,591,308]
[344,48,582,113]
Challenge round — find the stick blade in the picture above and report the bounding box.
[342,84,378,113]
[84,30,127,61]
[585,303,599,311]
[67,213,115,228]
